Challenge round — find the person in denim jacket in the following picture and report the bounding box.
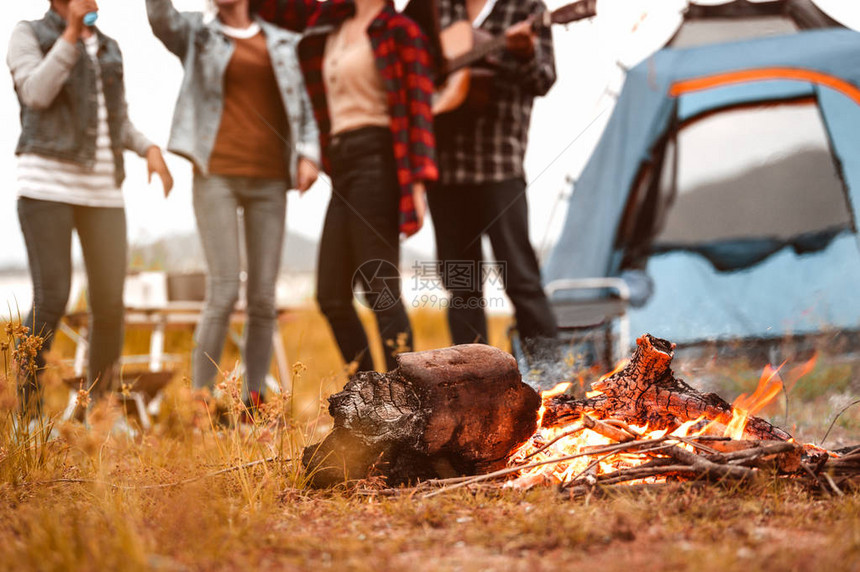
[146,0,320,413]
[8,0,173,418]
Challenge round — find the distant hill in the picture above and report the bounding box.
[128,230,433,274]
[128,230,317,274]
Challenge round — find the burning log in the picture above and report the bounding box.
[303,344,541,487]
[542,334,792,442]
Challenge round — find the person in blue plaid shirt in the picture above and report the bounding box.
[429,0,558,355]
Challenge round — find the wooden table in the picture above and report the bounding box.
[59,304,295,426]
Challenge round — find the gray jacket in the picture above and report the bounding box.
[146,0,320,182]
[7,10,153,187]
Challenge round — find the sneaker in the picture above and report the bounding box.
[240,391,265,424]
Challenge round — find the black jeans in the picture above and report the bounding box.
[17,197,127,407]
[317,127,412,373]
[427,178,557,346]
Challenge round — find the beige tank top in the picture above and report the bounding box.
[323,23,391,135]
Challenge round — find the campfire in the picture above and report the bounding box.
[303,335,860,495]
[508,335,817,491]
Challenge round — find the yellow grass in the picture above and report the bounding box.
[1,308,859,571]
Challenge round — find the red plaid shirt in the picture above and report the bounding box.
[254,0,438,235]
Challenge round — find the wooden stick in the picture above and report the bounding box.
[582,414,635,443]
[563,443,677,489]
[717,442,800,464]
[664,444,755,480]
[521,426,586,460]
[822,472,845,497]
[421,438,662,498]
[603,418,644,439]
[595,464,701,485]
[673,435,722,455]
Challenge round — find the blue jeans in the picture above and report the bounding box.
[192,174,287,396]
[17,197,127,406]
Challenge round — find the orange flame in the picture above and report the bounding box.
[588,359,627,398]
[535,382,572,428]
[784,351,818,392]
[598,359,627,384]
[725,364,785,440]
[541,382,572,400]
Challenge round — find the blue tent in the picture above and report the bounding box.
[544,28,860,346]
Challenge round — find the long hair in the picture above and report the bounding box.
[401,0,444,74]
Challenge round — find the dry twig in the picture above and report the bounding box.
[422,439,663,499]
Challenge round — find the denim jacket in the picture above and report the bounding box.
[146,0,320,182]
[8,10,152,187]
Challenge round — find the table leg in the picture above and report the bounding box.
[272,329,292,394]
[149,316,166,373]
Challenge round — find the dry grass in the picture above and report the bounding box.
[1,309,859,572]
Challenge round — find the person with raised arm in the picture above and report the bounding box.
[146,0,320,414]
[7,0,173,419]
[252,0,438,374]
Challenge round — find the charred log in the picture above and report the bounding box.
[303,344,541,487]
[543,334,792,442]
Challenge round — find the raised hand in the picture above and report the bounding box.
[63,0,99,43]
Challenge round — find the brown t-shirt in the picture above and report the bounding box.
[209,31,290,181]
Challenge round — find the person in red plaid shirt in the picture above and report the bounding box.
[254,0,438,373]
[430,0,559,359]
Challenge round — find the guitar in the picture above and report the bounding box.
[432,0,597,116]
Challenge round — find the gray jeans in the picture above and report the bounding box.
[192,174,287,396]
[17,197,127,407]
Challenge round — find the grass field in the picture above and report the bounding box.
[1,308,859,571]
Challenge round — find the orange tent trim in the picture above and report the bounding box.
[669,67,860,106]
